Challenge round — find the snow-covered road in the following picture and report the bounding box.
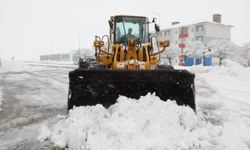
[0,61,75,149]
[1,60,250,150]
[191,63,250,149]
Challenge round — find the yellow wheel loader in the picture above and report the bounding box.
[68,15,195,111]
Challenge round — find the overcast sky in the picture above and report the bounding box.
[0,0,249,60]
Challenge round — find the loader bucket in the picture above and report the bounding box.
[68,69,195,111]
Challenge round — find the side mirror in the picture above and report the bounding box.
[152,17,156,23]
[108,20,113,30]
[155,24,160,32]
[78,57,84,63]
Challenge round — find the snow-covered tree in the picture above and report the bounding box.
[162,45,180,66]
[228,42,250,67]
[231,46,246,66]
[207,39,236,66]
[242,42,250,66]
[184,41,204,65]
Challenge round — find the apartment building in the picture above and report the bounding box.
[158,14,233,66]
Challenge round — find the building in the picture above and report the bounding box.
[40,53,72,61]
[158,14,233,66]
[40,48,94,63]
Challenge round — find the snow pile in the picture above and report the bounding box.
[39,93,222,150]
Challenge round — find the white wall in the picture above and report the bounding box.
[205,23,231,40]
[170,28,179,45]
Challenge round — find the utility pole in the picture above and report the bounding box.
[78,32,81,58]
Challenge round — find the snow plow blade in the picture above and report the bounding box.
[68,69,195,111]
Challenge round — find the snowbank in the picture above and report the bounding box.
[188,59,250,76]
[38,93,222,150]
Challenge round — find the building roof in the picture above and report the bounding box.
[161,21,233,31]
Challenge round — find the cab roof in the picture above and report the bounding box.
[112,15,147,19]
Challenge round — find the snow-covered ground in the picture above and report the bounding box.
[1,60,250,149]
[22,60,77,68]
[0,60,76,149]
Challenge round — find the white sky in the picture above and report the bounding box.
[0,0,249,60]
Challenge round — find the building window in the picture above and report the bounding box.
[196,36,203,42]
[196,25,204,32]
[164,31,170,39]
[165,31,170,36]
[191,28,194,32]
[180,27,188,34]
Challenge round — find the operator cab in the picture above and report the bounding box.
[109,15,149,44]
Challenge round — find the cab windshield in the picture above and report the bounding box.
[114,16,149,44]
